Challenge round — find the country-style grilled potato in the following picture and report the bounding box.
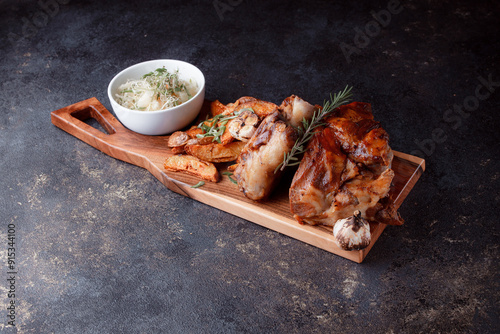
[164,155,221,182]
[184,141,246,163]
[210,100,228,117]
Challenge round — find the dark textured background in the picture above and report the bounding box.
[1,0,499,333]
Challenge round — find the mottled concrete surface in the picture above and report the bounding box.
[1,0,499,333]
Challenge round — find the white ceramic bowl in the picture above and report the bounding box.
[107,59,205,135]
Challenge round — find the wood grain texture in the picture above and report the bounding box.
[51,97,425,263]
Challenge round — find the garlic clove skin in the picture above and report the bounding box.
[333,210,371,251]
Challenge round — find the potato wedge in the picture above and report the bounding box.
[236,99,278,119]
[184,141,246,163]
[167,127,215,154]
[214,97,278,119]
[185,126,204,138]
[170,146,186,155]
[193,116,235,145]
[227,163,238,172]
[210,100,228,117]
[164,155,221,182]
[219,127,235,145]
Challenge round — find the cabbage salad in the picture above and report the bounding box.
[115,67,198,111]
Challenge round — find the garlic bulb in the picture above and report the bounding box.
[333,210,371,251]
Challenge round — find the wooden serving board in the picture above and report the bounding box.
[51,97,425,263]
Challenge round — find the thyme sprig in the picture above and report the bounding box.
[196,114,230,143]
[196,108,253,143]
[222,171,238,184]
[191,181,205,188]
[275,85,353,173]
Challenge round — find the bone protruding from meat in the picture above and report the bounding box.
[234,112,298,201]
[279,95,319,128]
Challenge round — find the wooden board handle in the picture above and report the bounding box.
[50,97,195,198]
[50,97,123,144]
[50,97,159,168]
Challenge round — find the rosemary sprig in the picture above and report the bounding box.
[275,85,353,173]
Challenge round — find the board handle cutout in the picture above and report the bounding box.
[71,105,117,136]
[50,97,132,152]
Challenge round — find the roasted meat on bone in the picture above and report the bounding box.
[289,102,403,226]
[232,95,318,201]
[233,112,298,201]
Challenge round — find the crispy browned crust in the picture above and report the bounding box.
[184,141,246,163]
[234,112,298,201]
[164,155,221,182]
[290,101,403,226]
